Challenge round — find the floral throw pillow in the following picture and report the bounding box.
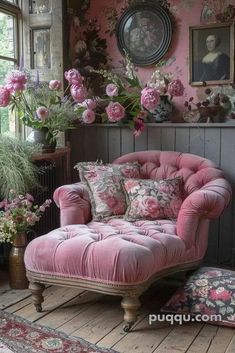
[161,267,235,328]
[121,177,183,221]
[74,161,102,182]
[76,162,141,221]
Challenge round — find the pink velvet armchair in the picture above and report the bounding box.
[24,150,232,332]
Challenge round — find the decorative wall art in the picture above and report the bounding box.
[116,3,172,66]
[189,22,234,86]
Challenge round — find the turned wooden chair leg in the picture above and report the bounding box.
[29,282,45,312]
[121,296,141,332]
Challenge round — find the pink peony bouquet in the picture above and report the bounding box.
[0,57,184,138]
[74,55,184,136]
[0,190,52,243]
[0,69,82,143]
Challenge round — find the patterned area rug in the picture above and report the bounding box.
[0,310,119,353]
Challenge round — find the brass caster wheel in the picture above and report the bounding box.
[35,304,42,312]
[122,323,133,332]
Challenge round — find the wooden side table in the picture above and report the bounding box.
[32,146,71,186]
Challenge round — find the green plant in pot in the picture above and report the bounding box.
[0,135,41,199]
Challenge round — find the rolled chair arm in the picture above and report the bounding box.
[177,178,232,248]
[53,182,92,226]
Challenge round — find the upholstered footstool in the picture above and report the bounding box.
[24,219,202,332]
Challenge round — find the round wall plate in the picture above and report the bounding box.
[116,3,172,66]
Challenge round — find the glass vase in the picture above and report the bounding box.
[9,232,29,289]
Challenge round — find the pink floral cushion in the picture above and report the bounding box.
[161,266,235,328]
[76,163,141,221]
[122,177,183,221]
[74,161,101,182]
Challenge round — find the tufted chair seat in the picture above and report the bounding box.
[24,150,232,332]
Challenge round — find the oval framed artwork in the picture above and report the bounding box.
[116,3,172,66]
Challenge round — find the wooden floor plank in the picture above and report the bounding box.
[152,323,204,353]
[5,285,53,313]
[0,273,235,353]
[186,324,235,353]
[57,296,115,335]
[112,316,173,353]
[0,288,31,309]
[9,287,83,321]
[225,334,235,353]
[71,298,123,344]
[37,291,103,329]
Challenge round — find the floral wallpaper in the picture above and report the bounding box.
[67,0,235,117]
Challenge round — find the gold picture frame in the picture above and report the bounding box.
[189,22,234,86]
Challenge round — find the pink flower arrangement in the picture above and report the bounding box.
[0,190,52,243]
[0,68,83,143]
[0,56,185,139]
[74,54,185,136]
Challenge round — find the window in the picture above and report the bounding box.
[0,0,20,134]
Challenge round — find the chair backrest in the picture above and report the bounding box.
[113,150,225,198]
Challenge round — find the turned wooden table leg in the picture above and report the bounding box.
[29,282,45,312]
[121,296,141,332]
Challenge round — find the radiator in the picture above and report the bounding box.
[0,160,60,265]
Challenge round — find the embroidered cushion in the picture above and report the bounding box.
[76,162,141,221]
[121,177,183,221]
[74,161,101,182]
[161,266,235,328]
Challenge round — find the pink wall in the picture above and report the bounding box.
[70,0,234,116]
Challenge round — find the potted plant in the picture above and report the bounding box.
[0,135,41,199]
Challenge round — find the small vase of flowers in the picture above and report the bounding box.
[0,190,52,289]
[0,70,79,153]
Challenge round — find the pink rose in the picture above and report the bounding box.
[82,109,95,124]
[105,83,118,97]
[141,87,160,111]
[105,102,125,122]
[5,70,27,92]
[0,86,11,107]
[49,80,61,90]
[36,106,49,120]
[210,287,231,301]
[139,196,160,217]
[124,180,139,191]
[64,69,83,86]
[70,85,87,103]
[167,79,184,97]
[99,193,125,215]
[81,99,97,110]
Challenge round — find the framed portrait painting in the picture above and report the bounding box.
[116,3,172,66]
[189,22,234,86]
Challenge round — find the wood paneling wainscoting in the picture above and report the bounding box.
[68,123,235,269]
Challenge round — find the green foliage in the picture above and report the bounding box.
[0,136,41,198]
